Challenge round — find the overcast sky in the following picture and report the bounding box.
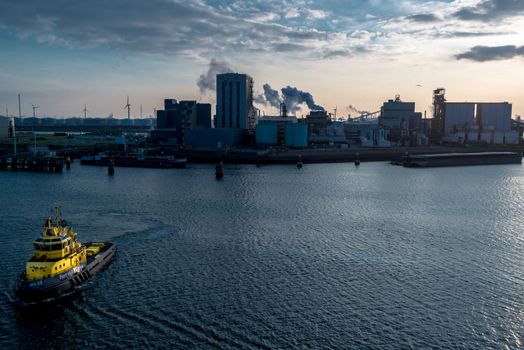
[0,0,523,118]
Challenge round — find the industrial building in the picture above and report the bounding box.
[0,117,9,140]
[443,100,516,144]
[185,128,247,148]
[256,115,296,145]
[284,123,308,148]
[477,103,512,133]
[379,95,422,145]
[432,88,518,144]
[255,115,308,148]
[346,116,392,148]
[444,103,476,135]
[306,110,331,136]
[151,99,211,144]
[216,73,257,130]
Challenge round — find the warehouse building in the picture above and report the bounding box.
[443,101,516,144]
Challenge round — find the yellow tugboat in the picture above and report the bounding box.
[15,206,116,303]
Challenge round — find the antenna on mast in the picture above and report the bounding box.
[18,94,21,119]
[124,96,131,119]
[140,104,143,119]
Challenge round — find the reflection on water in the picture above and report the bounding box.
[1,162,524,349]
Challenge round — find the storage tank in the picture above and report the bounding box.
[285,123,308,148]
[256,123,278,145]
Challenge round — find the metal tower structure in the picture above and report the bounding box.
[432,88,446,139]
[124,96,131,119]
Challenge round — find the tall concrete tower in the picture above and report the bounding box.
[216,73,255,129]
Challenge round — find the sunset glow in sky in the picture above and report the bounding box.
[0,0,523,118]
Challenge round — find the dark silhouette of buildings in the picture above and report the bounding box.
[152,99,211,144]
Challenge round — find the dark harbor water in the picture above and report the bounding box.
[2,162,524,349]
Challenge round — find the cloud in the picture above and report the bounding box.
[284,8,301,19]
[405,14,441,23]
[455,45,524,61]
[0,0,522,63]
[453,0,524,21]
[270,42,311,52]
[197,59,234,93]
[306,9,329,20]
[0,0,335,59]
[435,30,509,38]
[323,50,352,59]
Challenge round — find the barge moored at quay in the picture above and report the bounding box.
[81,154,186,168]
[399,152,522,168]
[0,155,64,173]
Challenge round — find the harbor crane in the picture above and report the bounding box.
[32,104,39,117]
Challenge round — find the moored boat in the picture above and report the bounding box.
[14,206,116,304]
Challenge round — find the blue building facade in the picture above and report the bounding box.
[284,123,308,148]
[216,73,255,130]
[256,123,278,145]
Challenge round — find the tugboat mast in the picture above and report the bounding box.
[54,204,62,226]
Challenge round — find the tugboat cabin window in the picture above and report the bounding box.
[51,243,62,250]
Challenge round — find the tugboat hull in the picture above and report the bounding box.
[15,242,116,304]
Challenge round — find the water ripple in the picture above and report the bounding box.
[2,163,524,348]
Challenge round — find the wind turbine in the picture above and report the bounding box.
[32,104,39,117]
[124,96,131,119]
[82,104,90,118]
